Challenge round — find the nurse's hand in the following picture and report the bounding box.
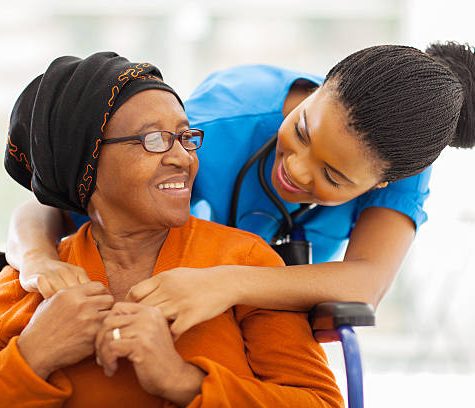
[20,255,90,298]
[125,266,238,338]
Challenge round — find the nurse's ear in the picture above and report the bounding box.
[374,181,389,189]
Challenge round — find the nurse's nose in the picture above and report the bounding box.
[286,153,313,187]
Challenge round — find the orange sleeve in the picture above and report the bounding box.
[0,266,72,406]
[186,239,343,408]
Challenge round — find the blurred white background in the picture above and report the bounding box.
[0,0,474,406]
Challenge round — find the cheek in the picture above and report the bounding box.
[97,151,158,198]
[312,180,369,206]
[188,154,199,186]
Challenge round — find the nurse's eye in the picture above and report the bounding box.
[323,168,341,188]
[294,124,309,145]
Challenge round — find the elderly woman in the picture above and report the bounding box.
[1,53,342,407]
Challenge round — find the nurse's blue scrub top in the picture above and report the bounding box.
[71,65,431,264]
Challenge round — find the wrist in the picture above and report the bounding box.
[215,265,247,305]
[161,362,205,407]
[17,335,55,379]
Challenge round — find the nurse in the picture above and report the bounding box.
[6,42,475,337]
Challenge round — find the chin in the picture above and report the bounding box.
[160,209,191,229]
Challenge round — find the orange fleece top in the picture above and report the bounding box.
[0,216,343,408]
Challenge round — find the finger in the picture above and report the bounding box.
[88,294,115,311]
[21,275,41,293]
[99,338,136,377]
[170,317,192,341]
[138,288,174,306]
[36,275,57,298]
[96,327,137,375]
[96,339,120,377]
[59,267,85,288]
[75,267,91,285]
[125,277,159,302]
[146,300,177,320]
[111,302,145,314]
[81,281,110,296]
[101,313,138,332]
[47,275,70,294]
[96,310,110,321]
[95,313,136,352]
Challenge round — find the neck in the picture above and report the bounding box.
[90,220,169,301]
[90,222,169,271]
[282,80,316,117]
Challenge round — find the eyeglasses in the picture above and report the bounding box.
[101,128,204,153]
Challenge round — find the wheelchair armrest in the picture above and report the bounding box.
[309,301,375,331]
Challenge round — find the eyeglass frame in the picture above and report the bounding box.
[101,128,205,153]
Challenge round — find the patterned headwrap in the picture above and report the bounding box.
[4,51,183,213]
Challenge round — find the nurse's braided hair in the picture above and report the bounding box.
[323,42,475,182]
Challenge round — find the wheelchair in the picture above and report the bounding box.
[0,246,374,408]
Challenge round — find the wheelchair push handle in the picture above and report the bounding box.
[309,301,375,332]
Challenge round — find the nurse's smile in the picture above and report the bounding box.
[276,161,308,194]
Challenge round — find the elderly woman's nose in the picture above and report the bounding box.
[162,140,194,167]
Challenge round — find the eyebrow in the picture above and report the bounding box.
[302,110,312,144]
[303,109,356,185]
[135,118,190,134]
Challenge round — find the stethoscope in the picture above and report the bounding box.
[227,134,317,265]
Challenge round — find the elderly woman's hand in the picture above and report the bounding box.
[125,266,238,339]
[20,255,90,298]
[95,302,205,407]
[17,281,113,379]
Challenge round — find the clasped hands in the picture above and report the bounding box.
[17,279,205,406]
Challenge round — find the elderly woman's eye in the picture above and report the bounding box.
[145,132,167,152]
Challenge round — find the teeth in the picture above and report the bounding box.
[158,182,185,190]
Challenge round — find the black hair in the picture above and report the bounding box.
[426,42,475,149]
[323,42,475,182]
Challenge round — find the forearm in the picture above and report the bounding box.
[6,199,65,270]
[230,207,415,312]
[230,259,391,311]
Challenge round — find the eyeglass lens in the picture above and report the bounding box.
[144,130,202,152]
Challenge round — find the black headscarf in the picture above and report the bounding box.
[4,51,183,214]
